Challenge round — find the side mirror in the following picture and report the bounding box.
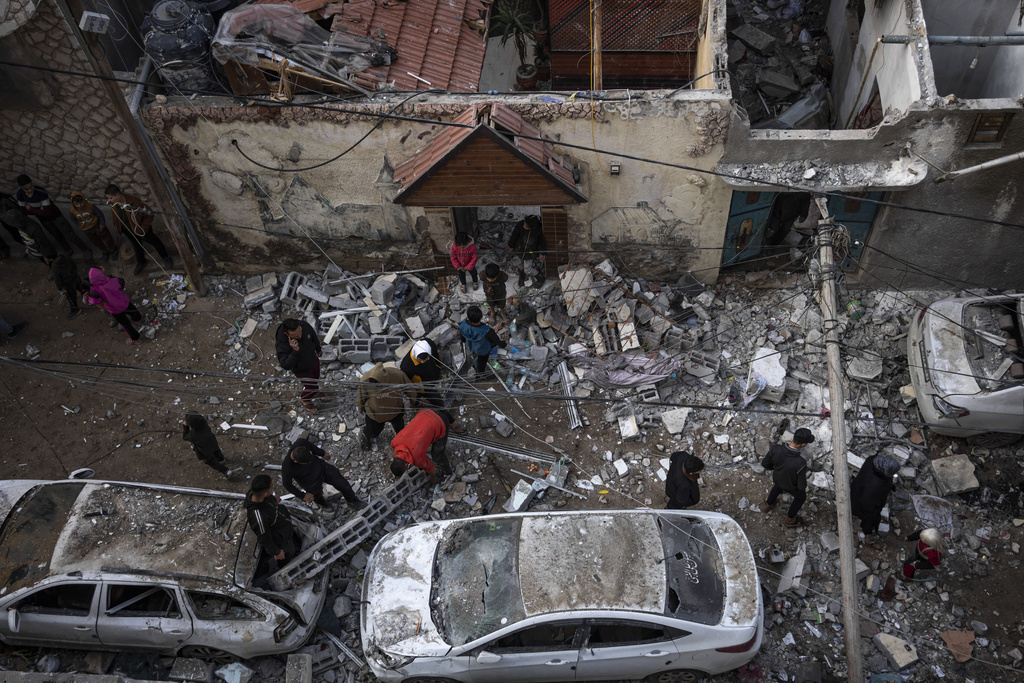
[476,651,502,665]
[7,608,19,633]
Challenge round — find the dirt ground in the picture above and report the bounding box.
[2,255,1024,681]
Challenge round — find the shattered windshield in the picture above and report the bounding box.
[656,514,725,625]
[433,519,525,646]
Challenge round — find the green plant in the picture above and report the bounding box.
[491,0,532,66]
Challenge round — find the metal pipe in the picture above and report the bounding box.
[881,34,1024,46]
[938,150,1024,182]
[450,434,557,464]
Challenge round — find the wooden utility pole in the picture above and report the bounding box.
[814,196,862,682]
[54,0,206,296]
[592,0,603,90]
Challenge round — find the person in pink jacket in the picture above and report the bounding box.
[450,232,479,294]
[81,267,144,344]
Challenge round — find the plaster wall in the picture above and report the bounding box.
[920,0,1023,99]
[0,0,148,206]
[142,92,734,283]
[827,0,925,129]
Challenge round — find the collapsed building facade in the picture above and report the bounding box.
[0,0,1023,288]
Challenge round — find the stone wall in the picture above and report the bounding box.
[0,0,148,205]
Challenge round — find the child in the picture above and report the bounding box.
[902,528,944,579]
[43,248,84,320]
[459,305,507,374]
[450,232,479,294]
[82,267,144,344]
[481,263,510,327]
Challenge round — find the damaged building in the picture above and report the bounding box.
[0,0,1022,288]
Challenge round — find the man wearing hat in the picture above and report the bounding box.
[244,475,297,569]
[761,427,815,526]
[665,451,704,510]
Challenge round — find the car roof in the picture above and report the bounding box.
[518,513,666,616]
[0,480,248,594]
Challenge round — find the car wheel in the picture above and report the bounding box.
[966,432,1021,449]
[179,646,236,664]
[644,670,701,683]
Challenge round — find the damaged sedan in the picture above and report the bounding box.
[361,509,762,683]
[0,478,328,661]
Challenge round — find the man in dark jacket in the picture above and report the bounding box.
[851,454,899,537]
[104,183,172,274]
[43,249,83,320]
[399,339,465,432]
[281,438,364,510]
[276,318,322,413]
[507,214,547,288]
[459,305,507,374]
[665,451,704,510]
[182,412,240,478]
[245,475,296,568]
[761,427,814,526]
[16,174,89,257]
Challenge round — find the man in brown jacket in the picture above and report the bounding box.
[357,362,414,450]
[105,183,172,275]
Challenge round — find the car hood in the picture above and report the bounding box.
[362,521,453,657]
[922,299,981,397]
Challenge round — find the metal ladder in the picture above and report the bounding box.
[268,468,430,591]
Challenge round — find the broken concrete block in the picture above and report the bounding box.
[427,322,458,348]
[865,574,882,593]
[169,658,212,682]
[613,458,629,477]
[244,274,264,293]
[244,285,275,309]
[848,356,883,381]
[809,471,832,490]
[279,272,307,306]
[495,418,514,438]
[618,414,640,440]
[776,554,808,596]
[731,23,775,53]
[369,278,395,305]
[855,558,870,579]
[820,531,840,553]
[559,269,595,317]
[285,427,308,444]
[873,632,919,670]
[297,283,329,304]
[405,313,427,339]
[503,479,537,512]
[214,662,254,683]
[239,318,259,339]
[619,321,641,351]
[751,346,786,401]
[683,349,719,384]
[930,453,979,495]
[758,69,800,98]
[262,272,279,288]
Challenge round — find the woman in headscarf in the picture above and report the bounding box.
[851,454,900,538]
[902,528,944,579]
[182,412,238,478]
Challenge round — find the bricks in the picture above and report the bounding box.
[427,322,458,348]
[369,278,395,305]
[338,338,372,364]
[279,272,308,306]
[244,285,276,309]
[297,283,329,304]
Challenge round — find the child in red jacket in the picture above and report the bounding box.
[450,232,479,294]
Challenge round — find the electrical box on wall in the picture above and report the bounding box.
[79,11,110,34]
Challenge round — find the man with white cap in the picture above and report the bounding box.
[399,338,465,433]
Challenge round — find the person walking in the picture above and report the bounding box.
[902,528,944,580]
[245,475,297,569]
[275,318,322,413]
[43,248,84,320]
[450,232,479,294]
[389,408,453,483]
[182,412,239,478]
[507,214,546,288]
[357,362,413,450]
[15,174,90,258]
[665,451,704,510]
[81,267,144,344]
[459,305,507,375]
[761,427,815,527]
[851,454,900,543]
[281,438,365,510]
[69,191,118,262]
[4,210,47,266]
[105,184,172,274]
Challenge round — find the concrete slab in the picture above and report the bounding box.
[239,318,258,339]
[848,356,883,381]
[930,453,979,495]
[285,653,313,683]
[170,658,211,682]
[776,553,808,596]
[820,531,840,553]
[731,22,776,53]
[618,414,640,440]
[559,269,595,317]
[751,346,787,392]
[873,632,919,670]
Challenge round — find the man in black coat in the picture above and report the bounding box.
[507,214,547,288]
[761,427,814,526]
[276,318,322,413]
[665,451,704,510]
[244,475,296,570]
[851,454,899,536]
[281,438,365,510]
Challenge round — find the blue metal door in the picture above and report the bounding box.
[831,191,884,268]
[722,191,775,266]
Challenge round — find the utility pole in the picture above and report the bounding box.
[814,196,862,682]
[54,0,207,296]
[592,0,603,90]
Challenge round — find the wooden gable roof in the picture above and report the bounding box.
[392,102,586,207]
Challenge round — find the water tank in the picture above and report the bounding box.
[142,0,219,95]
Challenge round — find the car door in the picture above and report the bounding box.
[0,581,100,648]
[96,582,192,653]
[468,620,583,683]
[184,589,269,651]
[575,619,685,681]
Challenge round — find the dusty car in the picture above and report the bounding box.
[908,293,1024,447]
[0,478,328,661]
[361,509,762,683]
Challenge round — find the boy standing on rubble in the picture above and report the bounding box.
[460,305,507,375]
[761,427,814,527]
[482,263,511,327]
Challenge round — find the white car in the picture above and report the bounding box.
[361,510,763,683]
[0,478,328,661]
[908,293,1024,448]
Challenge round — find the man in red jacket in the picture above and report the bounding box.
[389,409,453,483]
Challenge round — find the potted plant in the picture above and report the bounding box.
[533,38,550,83]
[491,0,537,90]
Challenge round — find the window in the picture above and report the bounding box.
[490,622,580,653]
[106,585,181,618]
[585,621,681,648]
[968,113,1013,144]
[188,591,261,620]
[18,584,96,616]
